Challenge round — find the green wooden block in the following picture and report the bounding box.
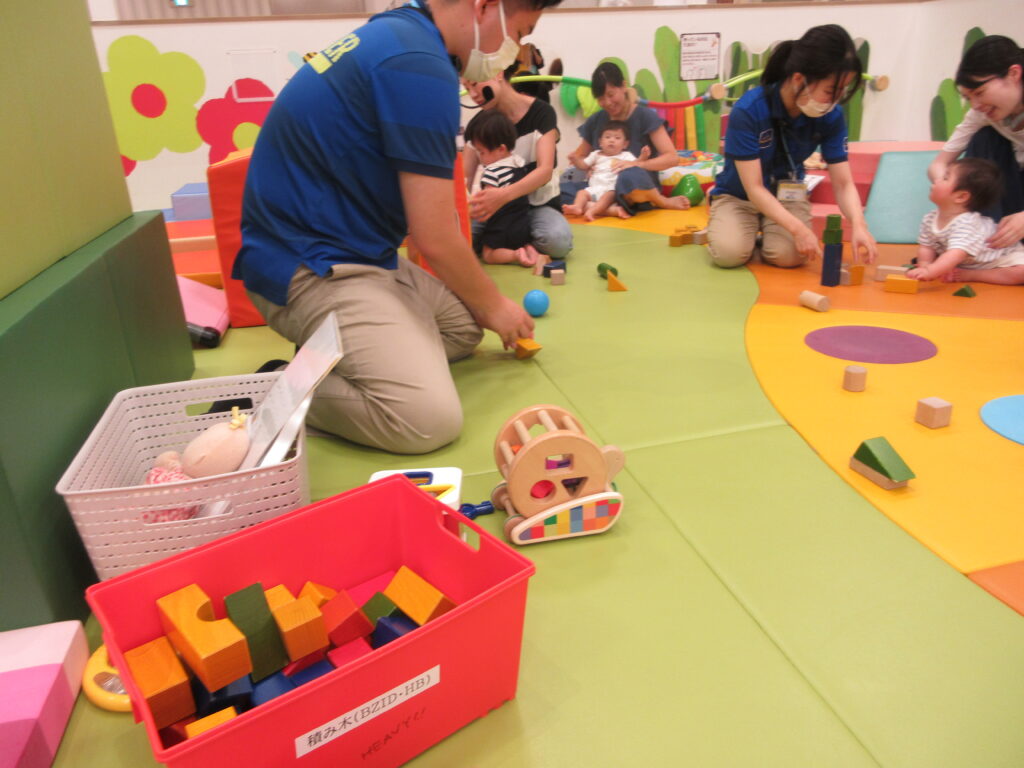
[825,214,843,231]
[225,583,289,682]
[597,263,618,279]
[953,285,976,297]
[101,213,193,386]
[822,229,843,245]
[853,437,915,483]
[362,593,400,625]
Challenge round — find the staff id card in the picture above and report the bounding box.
[776,180,808,203]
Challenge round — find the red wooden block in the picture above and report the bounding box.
[320,591,374,647]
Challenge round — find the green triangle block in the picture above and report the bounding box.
[362,592,400,624]
[953,285,976,297]
[853,437,915,483]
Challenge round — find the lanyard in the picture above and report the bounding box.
[772,117,801,182]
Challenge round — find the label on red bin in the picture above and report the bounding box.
[295,665,440,757]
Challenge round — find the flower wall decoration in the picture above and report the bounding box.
[197,79,275,164]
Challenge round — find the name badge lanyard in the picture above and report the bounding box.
[773,117,802,182]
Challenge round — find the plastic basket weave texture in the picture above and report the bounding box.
[57,373,308,580]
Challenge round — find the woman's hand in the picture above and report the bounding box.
[469,186,509,222]
[987,210,1024,249]
[793,224,822,262]
[906,264,934,281]
[849,223,879,264]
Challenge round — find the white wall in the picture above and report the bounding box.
[89,0,1024,211]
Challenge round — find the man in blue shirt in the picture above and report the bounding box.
[236,0,560,454]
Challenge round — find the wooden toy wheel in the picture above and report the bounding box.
[505,430,610,519]
[492,404,585,474]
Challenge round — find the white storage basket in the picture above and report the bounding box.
[57,373,309,580]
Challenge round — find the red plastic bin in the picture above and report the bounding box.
[86,476,535,768]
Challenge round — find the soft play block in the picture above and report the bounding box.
[176,277,230,341]
[207,150,265,328]
[864,151,939,244]
[0,620,87,768]
[0,0,130,301]
[0,240,138,629]
[99,213,193,387]
[157,585,252,692]
[171,183,212,222]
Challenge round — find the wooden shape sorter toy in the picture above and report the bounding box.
[490,405,625,545]
[156,584,252,692]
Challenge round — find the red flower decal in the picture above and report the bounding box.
[197,79,274,164]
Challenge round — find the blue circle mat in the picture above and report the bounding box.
[980,395,1024,446]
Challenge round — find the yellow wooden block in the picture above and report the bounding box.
[298,581,337,609]
[606,272,628,292]
[264,584,295,611]
[383,566,455,626]
[185,706,238,739]
[848,264,865,285]
[271,596,329,661]
[884,274,919,294]
[515,338,542,359]
[123,636,195,729]
[156,584,252,692]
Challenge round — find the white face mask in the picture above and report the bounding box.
[799,97,837,118]
[462,0,520,83]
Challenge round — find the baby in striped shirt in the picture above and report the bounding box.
[908,157,1024,284]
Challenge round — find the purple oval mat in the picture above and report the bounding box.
[804,325,937,364]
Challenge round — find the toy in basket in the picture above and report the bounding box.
[490,405,625,544]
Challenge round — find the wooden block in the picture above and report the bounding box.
[361,593,401,625]
[320,591,374,647]
[669,234,686,247]
[224,584,288,682]
[875,264,908,281]
[850,456,908,490]
[298,581,337,609]
[843,365,867,392]
[541,259,566,277]
[550,269,565,285]
[327,638,373,670]
[953,284,976,297]
[184,706,237,739]
[281,648,327,677]
[606,272,628,291]
[515,338,542,359]
[799,290,830,312]
[383,566,455,626]
[263,585,294,611]
[156,584,252,692]
[848,264,865,285]
[370,615,419,649]
[853,437,914,484]
[916,396,952,428]
[123,636,195,729]
[884,275,919,294]
[270,596,329,662]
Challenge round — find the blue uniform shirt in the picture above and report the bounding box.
[711,84,848,201]
[235,6,459,306]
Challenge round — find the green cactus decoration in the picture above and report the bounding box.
[930,26,986,140]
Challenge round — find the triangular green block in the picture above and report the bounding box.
[953,285,976,297]
[853,437,915,483]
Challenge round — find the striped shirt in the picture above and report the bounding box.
[919,210,1024,268]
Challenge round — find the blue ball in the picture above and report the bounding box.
[523,289,550,317]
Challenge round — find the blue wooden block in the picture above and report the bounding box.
[251,671,295,707]
[288,659,335,687]
[543,259,567,277]
[171,182,211,221]
[371,615,419,649]
[821,243,843,287]
[192,675,254,716]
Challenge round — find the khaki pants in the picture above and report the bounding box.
[249,259,483,454]
[706,193,812,269]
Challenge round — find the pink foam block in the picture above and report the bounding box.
[0,621,87,700]
[176,276,230,334]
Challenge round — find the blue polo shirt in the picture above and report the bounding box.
[235,6,459,306]
[711,84,848,201]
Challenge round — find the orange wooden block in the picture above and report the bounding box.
[184,706,237,739]
[515,338,542,359]
[298,581,337,609]
[320,590,374,647]
[383,566,455,626]
[884,275,919,294]
[606,272,628,292]
[264,584,295,611]
[848,264,865,285]
[269,593,329,662]
[123,636,195,729]
[156,584,252,692]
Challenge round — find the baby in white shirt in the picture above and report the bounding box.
[563,121,647,221]
[908,157,1024,284]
